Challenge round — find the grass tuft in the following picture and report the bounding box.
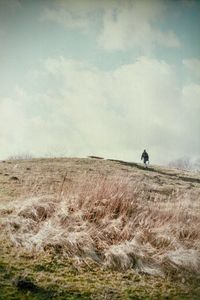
[1,173,200,276]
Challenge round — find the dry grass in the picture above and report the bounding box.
[1,170,200,277]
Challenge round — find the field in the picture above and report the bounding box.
[0,157,200,299]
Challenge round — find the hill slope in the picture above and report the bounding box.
[0,157,200,299]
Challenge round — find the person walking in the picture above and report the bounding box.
[141,150,149,167]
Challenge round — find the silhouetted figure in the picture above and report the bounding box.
[141,150,149,167]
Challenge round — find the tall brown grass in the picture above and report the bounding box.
[0,173,200,276]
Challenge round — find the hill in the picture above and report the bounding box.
[0,157,200,299]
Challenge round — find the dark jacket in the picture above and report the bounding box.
[141,151,149,163]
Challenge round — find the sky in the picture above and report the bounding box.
[0,0,200,164]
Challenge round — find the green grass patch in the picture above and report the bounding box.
[0,243,200,299]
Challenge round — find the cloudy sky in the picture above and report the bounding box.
[0,0,200,164]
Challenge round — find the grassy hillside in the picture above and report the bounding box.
[0,157,200,299]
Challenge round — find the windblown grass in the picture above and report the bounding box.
[1,172,200,277]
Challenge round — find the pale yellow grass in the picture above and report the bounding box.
[0,172,200,277]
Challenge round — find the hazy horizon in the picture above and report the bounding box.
[0,0,200,164]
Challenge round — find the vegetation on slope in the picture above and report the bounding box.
[0,157,200,299]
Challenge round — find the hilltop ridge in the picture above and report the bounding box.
[0,156,199,202]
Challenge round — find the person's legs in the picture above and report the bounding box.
[144,158,148,168]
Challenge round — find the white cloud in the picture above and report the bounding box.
[98,1,180,50]
[42,7,89,31]
[0,97,28,158]
[41,0,180,51]
[180,83,200,156]
[41,0,105,31]
[183,58,200,78]
[1,56,199,164]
